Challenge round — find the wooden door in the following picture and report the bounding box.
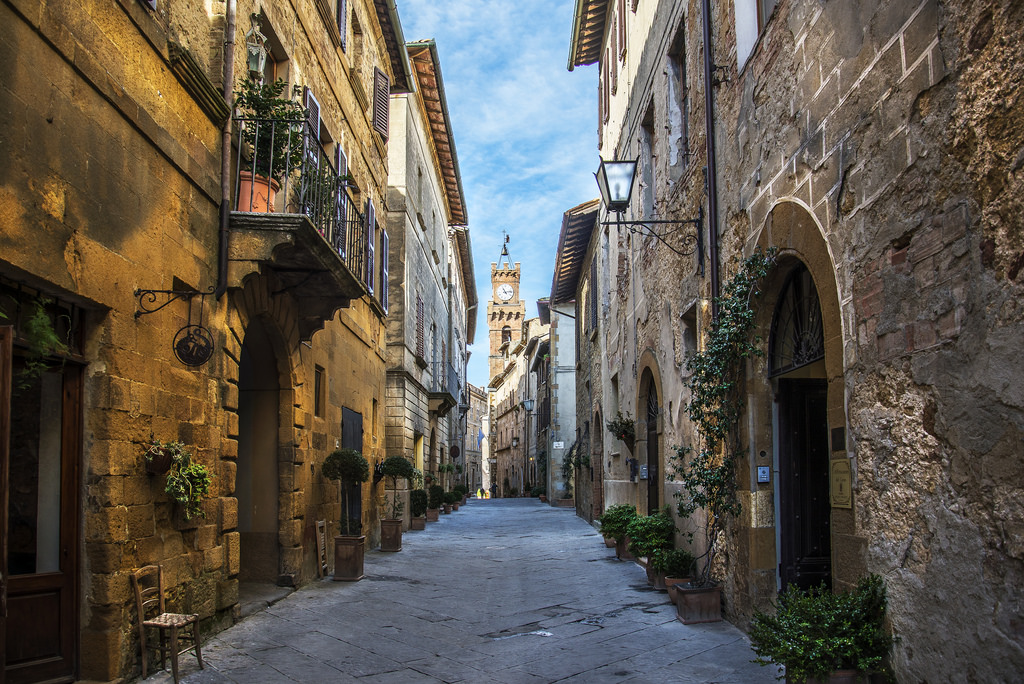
[778,378,831,591]
[1,327,11,684]
[3,351,80,684]
[646,386,660,515]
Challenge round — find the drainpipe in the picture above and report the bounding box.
[216,0,237,299]
[702,0,721,320]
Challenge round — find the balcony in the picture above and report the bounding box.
[428,361,459,417]
[228,117,371,340]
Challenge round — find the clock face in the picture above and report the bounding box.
[497,284,514,301]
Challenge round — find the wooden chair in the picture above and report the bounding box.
[131,565,204,683]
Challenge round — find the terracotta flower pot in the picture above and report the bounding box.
[615,537,635,560]
[333,535,365,581]
[604,536,616,548]
[410,516,426,530]
[237,171,279,213]
[452,502,460,511]
[426,508,439,522]
[646,566,668,590]
[442,504,452,514]
[665,577,692,604]
[380,519,402,552]
[675,584,722,624]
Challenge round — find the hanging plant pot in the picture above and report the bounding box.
[145,447,174,475]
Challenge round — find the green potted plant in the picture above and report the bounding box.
[596,504,639,559]
[657,548,697,604]
[749,575,893,684]
[626,508,676,588]
[453,483,468,505]
[378,455,416,552]
[670,249,774,622]
[322,448,369,580]
[155,441,212,521]
[233,77,305,212]
[427,483,445,522]
[409,488,428,530]
[443,490,459,513]
[143,438,187,476]
[606,411,636,449]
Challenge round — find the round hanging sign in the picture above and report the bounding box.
[173,324,215,367]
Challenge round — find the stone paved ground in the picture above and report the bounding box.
[153,498,778,683]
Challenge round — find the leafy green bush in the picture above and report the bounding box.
[428,484,445,510]
[410,489,428,517]
[530,485,546,497]
[323,449,369,535]
[443,491,461,505]
[749,575,892,683]
[653,548,696,576]
[162,443,212,520]
[453,484,468,497]
[626,508,676,558]
[380,455,416,519]
[596,504,639,542]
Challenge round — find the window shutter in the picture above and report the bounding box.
[618,0,627,56]
[380,229,389,313]
[337,0,348,52]
[304,87,321,171]
[365,198,375,295]
[416,295,425,357]
[589,258,598,330]
[372,66,390,141]
[610,18,618,94]
[335,146,348,257]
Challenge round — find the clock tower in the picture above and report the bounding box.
[487,238,526,381]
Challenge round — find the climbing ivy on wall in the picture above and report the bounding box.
[672,248,775,587]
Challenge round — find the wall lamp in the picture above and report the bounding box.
[595,158,704,271]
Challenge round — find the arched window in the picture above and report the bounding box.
[501,326,512,344]
[769,264,824,376]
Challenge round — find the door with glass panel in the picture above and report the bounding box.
[2,327,80,684]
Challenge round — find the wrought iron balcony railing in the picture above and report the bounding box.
[233,117,366,284]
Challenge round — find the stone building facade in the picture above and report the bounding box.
[569,0,1024,680]
[0,0,413,680]
[383,39,474,524]
[464,382,487,495]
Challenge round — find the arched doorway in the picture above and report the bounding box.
[770,263,830,591]
[639,369,661,515]
[237,318,281,585]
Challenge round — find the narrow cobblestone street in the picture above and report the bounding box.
[157,499,776,683]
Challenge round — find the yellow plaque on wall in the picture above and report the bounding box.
[830,459,852,509]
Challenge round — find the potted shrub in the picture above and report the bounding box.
[626,508,676,588]
[379,454,415,552]
[322,448,369,581]
[596,504,639,559]
[427,483,445,521]
[409,488,428,530]
[155,441,212,521]
[749,575,893,684]
[233,77,305,212]
[453,484,468,505]
[670,250,774,622]
[658,549,697,604]
[442,490,459,513]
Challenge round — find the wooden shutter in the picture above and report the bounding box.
[335,146,348,257]
[365,198,375,295]
[304,87,321,171]
[416,295,425,357]
[610,18,618,94]
[589,258,598,330]
[372,66,390,141]
[618,0,627,56]
[380,229,389,313]
[337,0,347,52]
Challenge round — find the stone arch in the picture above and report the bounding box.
[635,350,664,515]
[227,273,307,586]
[746,199,852,593]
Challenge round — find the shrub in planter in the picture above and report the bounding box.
[626,508,676,559]
[530,485,546,497]
[443,491,461,506]
[410,489,429,518]
[233,77,305,183]
[428,484,445,511]
[323,448,369,536]
[453,484,468,499]
[654,548,696,577]
[379,454,416,520]
[749,574,893,684]
[597,504,639,542]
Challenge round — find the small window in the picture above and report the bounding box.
[314,366,325,417]
[502,326,512,344]
[735,0,778,69]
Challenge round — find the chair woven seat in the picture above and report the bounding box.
[132,565,203,683]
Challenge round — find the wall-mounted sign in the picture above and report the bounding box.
[830,459,852,509]
[553,441,564,449]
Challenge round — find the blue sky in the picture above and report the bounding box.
[397,0,599,390]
